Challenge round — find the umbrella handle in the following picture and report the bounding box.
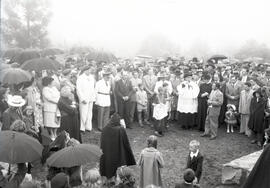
[8,164,11,175]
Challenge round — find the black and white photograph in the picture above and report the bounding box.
[0,0,270,187]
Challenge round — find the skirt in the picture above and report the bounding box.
[43,111,60,128]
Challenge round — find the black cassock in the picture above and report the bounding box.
[242,144,270,188]
[100,123,136,178]
[197,82,212,131]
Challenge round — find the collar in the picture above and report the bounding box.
[184,181,192,185]
[190,150,199,158]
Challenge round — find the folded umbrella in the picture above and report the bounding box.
[0,131,43,164]
[46,144,102,168]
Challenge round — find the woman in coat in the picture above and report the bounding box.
[248,89,267,147]
[58,86,81,143]
[42,76,61,140]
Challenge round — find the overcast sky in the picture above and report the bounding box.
[48,0,270,56]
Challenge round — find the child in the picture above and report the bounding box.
[152,86,170,137]
[115,166,136,188]
[136,83,150,127]
[84,168,101,188]
[225,104,237,133]
[186,140,203,184]
[138,135,164,188]
[175,169,200,188]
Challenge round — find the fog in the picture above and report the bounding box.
[48,0,270,57]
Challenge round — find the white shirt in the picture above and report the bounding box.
[154,80,173,94]
[95,79,111,107]
[190,150,199,158]
[76,73,96,103]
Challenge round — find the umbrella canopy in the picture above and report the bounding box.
[86,50,117,63]
[46,144,102,168]
[10,50,40,65]
[2,48,23,60]
[208,55,227,63]
[0,68,32,85]
[0,63,11,70]
[0,131,43,163]
[41,48,64,57]
[21,58,61,72]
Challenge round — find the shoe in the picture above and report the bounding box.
[154,131,163,137]
[227,129,230,133]
[210,136,217,140]
[97,128,102,132]
[138,122,144,127]
[143,121,151,125]
[231,128,234,133]
[251,140,257,144]
[126,125,133,129]
[200,133,209,137]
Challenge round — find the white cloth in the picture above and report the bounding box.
[153,103,168,120]
[190,150,199,158]
[76,73,96,103]
[79,102,93,131]
[42,86,60,113]
[177,81,199,113]
[95,79,111,107]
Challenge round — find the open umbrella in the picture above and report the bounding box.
[2,48,23,60]
[0,131,43,163]
[208,55,227,63]
[10,50,40,65]
[93,50,117,63]
[0,68,32,85]
[21,58,61,72]
[41,48,64,57]
[46,144,102,168]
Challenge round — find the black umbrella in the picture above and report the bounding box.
[21,58,62,72]
[10,50,40,65]
[41,48,64,57]
[2,48,23,60]
[208,55,227,63]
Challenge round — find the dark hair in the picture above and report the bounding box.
[147,135,157,149]
[215,82,221,89]
[244,82,252,87]
[42,76,54,87]
[183,168,195,183]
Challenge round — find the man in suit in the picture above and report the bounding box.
[115,71,134,128]
[142,68,157,121]
[201,82,224,140]
[225,75,242,109]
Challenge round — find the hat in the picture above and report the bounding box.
[227,104,236,111]
[51,173,69,188]
[102,69,112,76]
[184,72,192,78]
[183,168,195,183]
[80,65,91,74]
[7,95,26,107]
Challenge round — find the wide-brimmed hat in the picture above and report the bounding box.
[7,95,26,107]
[184,72,193,78]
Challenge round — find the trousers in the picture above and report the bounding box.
[79,102,93,131]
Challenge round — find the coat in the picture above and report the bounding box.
[142,75,157,95]
[95,79,111,107]
[115,79,133,101]
[242,144,270,188]
[239,89,253,114]
[138,147,164,188]
[207,89,224,117]
[186,152,203,182]
[76,74,96,103]
[42,86,60,113]
[248,96,266,133]
[225,82,241,107]
[2,108,23,130]
[58,97,81,143]
[100,124,136,178]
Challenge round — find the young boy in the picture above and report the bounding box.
[175,169,200,188]
[136,83,150,127]
[186,140,203,184]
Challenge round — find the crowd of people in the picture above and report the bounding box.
[1,55,270,187]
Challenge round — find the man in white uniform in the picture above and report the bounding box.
[76,66,96,132]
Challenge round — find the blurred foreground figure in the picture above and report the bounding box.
[242,144,270,188]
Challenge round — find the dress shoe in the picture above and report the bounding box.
[210,136,217,140]
[200,133,209,137]
[126,125,133,129]
[154,131,163,137]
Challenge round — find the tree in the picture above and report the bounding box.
[2,0,52,49]
[234,40,270,60]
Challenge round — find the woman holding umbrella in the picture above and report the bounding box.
[42,76,61,140]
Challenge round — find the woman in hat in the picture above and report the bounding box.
[248,89,267,147]
[177,72,200,129]
[58,86,81,142]
[2,95,26,130]
[42,76,61,140]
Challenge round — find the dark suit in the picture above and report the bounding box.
[115,79,134,125]
[175,182,200,188]
[2,108,23,130]
[186,152,203,182]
